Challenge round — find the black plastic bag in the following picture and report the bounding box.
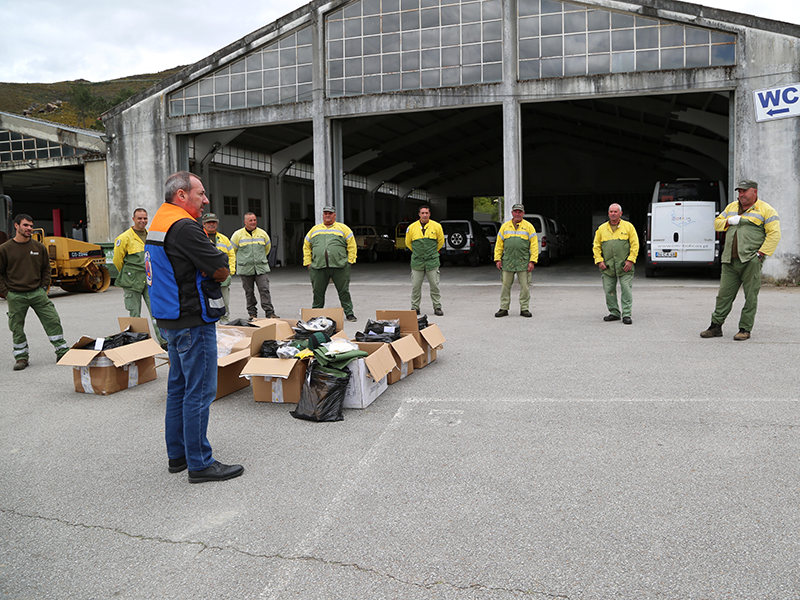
[261,340,281,358]
[290,364,350,422]
[80,331,150,350]
[354,330,396,343]
[226,318,259,327]
[361,319,401,341]
[418,315,429,330]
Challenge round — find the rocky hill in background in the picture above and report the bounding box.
[0,66,184,131]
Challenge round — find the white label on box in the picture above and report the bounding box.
[127,362,139,388]
[79,366,94,394]
[271,378,284,403]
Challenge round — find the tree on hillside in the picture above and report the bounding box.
[69,84,136,130]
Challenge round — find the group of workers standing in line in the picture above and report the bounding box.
[0,172,782,485]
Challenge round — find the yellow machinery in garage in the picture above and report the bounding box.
[33,230,111,293]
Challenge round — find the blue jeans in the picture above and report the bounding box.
[160,323,218,471]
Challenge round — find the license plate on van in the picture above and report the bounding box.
[655,251,677,258]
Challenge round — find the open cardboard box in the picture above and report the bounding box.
[344,341,396,409]
[58,317,163,395]
[239,321,307,403]
[375,310,445,369]
[386,333,424,384]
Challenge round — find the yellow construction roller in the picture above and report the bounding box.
[33,230,111,293]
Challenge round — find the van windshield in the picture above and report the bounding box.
[657,181,721,203]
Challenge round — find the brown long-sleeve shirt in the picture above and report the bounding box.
[0,238,51,295]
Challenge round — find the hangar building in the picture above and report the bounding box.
[101,0,799,278]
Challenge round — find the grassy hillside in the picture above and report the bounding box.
[0,67,184,130]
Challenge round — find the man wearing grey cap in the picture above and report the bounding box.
[303,205,358,322]
[700,179,781,340]
[202,213,235,322]
[493,204,538,317]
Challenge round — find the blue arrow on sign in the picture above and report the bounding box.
[768,108,790,116]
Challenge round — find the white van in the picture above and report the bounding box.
[523,214,558,267]
[645,180,725,277]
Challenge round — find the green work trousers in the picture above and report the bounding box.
[309,264,354,315]
[411,268,441,310]
[500,270,531,311]
[123,286,165,345]
[602,270,633,318]
[711,258,762,332]
[6,288,69,361]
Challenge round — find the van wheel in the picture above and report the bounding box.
[645,266,655,278]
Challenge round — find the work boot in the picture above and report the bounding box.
[346,314,358,322]
[520,310,532,318]
[622,316,632,325]
[13,359,28,371]
[700,322,723,338]
[733,329,751,341]
[495,309,509,317]
[413,308,420,315]
[434,307,444,316]
[603,314,621,322]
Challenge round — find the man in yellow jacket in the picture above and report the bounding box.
[303,205,358,322]
[405,205,445,316]
[700,179,780,340]
[202,213,236,322]
[113,208,166,346]
[494,204,538,318]
[593,203,639,324]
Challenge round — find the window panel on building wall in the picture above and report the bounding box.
[518,0,735,81]
[326,0,503,97]
[169,25,313,115]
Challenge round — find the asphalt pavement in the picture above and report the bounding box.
[1,258,798,599]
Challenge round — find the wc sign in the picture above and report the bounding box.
[754,83,800,122]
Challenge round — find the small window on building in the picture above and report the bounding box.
[224,195,239,216]
[248,198,263,217]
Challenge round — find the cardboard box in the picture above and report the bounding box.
[300,308,345,333]
[386,334,424,384]
[343,341,396,409]
[375,310,445,369]
[240,322,307,403]
[58,317,163,395]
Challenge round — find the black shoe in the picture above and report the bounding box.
[188,461,244,483]
[603,314,621,322]
[265,313,280,319]
[247,316,257,322]
[434,307,444,316]
[622,316,632,324]
[160,342,169,352]
[13,359,28,371]
[520,310,532,318]
[495,309,509,317]
[700,322,723,338]
[413,308,420,315]
[346,314,357,322]
[168,457,187,474]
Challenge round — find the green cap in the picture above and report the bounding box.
[734,179,758,191]
[201,213,218,223]
[511,204,525,211]
[322,205,336,213]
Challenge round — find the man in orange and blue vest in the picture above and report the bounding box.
[145,171,243,484]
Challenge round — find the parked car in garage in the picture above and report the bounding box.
[479,221,501,254]
[353,225,395,262]
[440,219,492,266]
[523,213,559,266]
[394,221,412,261]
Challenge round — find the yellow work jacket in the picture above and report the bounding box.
[593,220,639,276]
[303,222,357,269]
[494,219,538,271]
[716,198,780,263]
[113,227,147,292]
[405,219,444,270]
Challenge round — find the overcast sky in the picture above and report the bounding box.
[1,0,798,84]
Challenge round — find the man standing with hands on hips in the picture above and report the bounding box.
[700,179,780,340]
[146,171,243,484]
[494,204,538,318]
[593,203,639,324]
